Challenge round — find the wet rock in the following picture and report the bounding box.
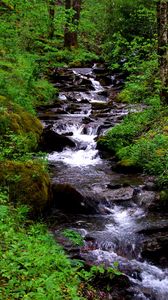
[91,102,110,110]
[53,108,67,114]
[82,117,94,124]
[107,183,123,190]
[80,99,90,104]
[99,77,113,86]
[51,183,97,214]
[92,65,107,75]
[98,90,108,97]
[143,181,157,191]
[62,132,73,136]
[133,190,157,209]
[97,124,113,136]
[141,230,168,267]
[40,126,76,152]
[51,68,75,82]
[108,187,134,203]
[75,77,94,90]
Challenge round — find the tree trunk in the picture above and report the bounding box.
[48,0,55,39]
[64,0,81,49]
[71,0,81,47]
[157,0,168,102]
[64,0,72,48]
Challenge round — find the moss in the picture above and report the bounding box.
[0,97,43,137]
[0,96,43,152]
[119,158,136,167]
[0,160,51,215]
[116,89,131,103]
[159,190,168,209]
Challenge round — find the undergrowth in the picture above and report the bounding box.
[0,190,122,300]
[98,106,168,188]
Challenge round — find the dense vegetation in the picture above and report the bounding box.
[0,0,168,298]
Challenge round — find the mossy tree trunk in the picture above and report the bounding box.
[157,0,168,102]
[64,0,82,49]
[48,0,56,39]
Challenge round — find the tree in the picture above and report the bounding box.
[64,0,82,48]
[157,0,168,102]
[48,0,56,39]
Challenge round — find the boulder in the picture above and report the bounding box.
[133,190,158,209]
[107,187,134,204]
[143,181,157,191]
[40,126,76,152]
[141,229,168,267]
[0,160,51,216]
[51,183,96,214]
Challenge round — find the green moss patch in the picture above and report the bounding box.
[0,160,50,214]
[0,96,43,138]
[0,97,43,160]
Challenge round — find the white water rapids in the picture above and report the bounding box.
[48,124,100,167]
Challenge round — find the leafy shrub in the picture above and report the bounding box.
[118,134,168,172]
[98,109,159,153]
[98,107,168,188]
[0,196,83,300]
[63,229,84,246]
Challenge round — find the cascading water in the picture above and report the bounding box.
[40,66,168,300]
[48,124,100,167]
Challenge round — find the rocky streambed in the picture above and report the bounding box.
[38,65,168,300]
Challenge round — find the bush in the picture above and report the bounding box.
[98,108,168,188]
[98,109,159,153]
[118,134,168,174]
[0,192,83,300]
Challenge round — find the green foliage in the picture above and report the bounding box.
[0,196,84,300]
[0,53,55,112]
[0,0,55,113]
[100,107,168,188]
[79,262,122,295]
[118,133,168,175]
[79,0,107,53]
[98,109,159,153]
[63,229,84,246]
[80,262,122,283]
[103,0,156,63]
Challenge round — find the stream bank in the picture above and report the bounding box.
[39,65,168,300]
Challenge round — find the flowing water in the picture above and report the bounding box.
[40,66,168,299]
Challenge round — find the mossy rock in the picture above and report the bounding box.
[115,159,142,173]
[160,190,168,209]
[0,96,43,140]
[97,136,110,151]
[0,96,43,152]
[0,160,51,215]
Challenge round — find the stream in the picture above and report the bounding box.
[39,66,168,300]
